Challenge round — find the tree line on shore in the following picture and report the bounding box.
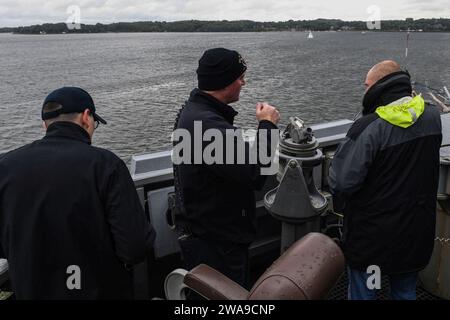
[1,18,449,34]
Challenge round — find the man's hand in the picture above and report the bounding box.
[256,102,280,125]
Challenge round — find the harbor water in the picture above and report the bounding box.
[1,31,449,162]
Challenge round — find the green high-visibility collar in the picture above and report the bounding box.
[375,95,425,128]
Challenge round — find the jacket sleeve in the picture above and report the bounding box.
[204,118,278,191]
[328,126,381,208]
[104,160,156,265]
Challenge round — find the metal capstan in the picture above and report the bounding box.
[264,117,328,252]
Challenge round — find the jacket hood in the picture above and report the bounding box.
[375,95,425,128]
[362,71,412,115]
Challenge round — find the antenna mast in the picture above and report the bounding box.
[404,28,410,69]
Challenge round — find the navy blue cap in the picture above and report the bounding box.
[42,87,107,125]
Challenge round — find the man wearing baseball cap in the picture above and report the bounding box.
[173,48,280,289]
[0,87,155,299]
[42,86,107,129]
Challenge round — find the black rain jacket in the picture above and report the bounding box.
[173,89,278,245]
[0,122,155,299]
[329,97,442,274]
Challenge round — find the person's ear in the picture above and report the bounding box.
[81,109,91,128]
[80,109,95,140]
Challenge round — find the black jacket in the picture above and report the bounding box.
[329,96,442,274]
[0,122,155,299]
[173,89,278,245]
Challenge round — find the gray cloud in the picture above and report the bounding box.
[402,0,450,16]
[0,0,449,27]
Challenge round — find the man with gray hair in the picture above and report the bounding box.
[329,60,442,300]
[0,87,155,299]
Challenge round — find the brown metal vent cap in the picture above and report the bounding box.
[248,233,345,300]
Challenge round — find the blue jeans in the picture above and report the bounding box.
[347,267,417,300]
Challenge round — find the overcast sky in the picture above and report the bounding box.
[1,0,449,28]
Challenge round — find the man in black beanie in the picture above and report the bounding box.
[172,48,280,289]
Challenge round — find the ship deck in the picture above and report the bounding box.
[327,273,442,300]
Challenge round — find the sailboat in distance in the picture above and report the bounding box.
[308,31,314,39]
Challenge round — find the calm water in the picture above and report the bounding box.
[1,31,449,162]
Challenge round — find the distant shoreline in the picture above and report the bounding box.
[3,30,450,35]
[1,18,449,34]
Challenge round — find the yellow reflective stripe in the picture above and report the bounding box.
[408,108,417,123]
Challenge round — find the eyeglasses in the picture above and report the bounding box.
[90,114,100,129]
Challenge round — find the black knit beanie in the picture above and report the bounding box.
[197,48,247,91]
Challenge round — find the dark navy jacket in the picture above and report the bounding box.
[329,97,442,274]
[0,122,155,299]
[173,89,278,245]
